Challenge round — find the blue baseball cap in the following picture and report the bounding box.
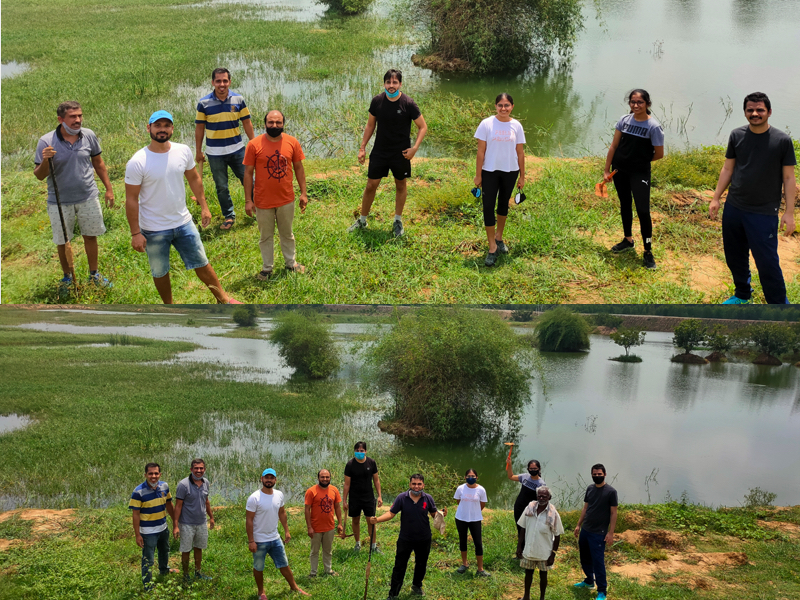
[261,468,277,477]
[148,110,174,124]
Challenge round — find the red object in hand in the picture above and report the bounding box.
[595,170,618,198]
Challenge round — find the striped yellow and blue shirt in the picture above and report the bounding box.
[196,90,251,157]
[129,481,172,535]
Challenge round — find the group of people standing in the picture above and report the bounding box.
[129,444,620,600]
[35,68,796,303]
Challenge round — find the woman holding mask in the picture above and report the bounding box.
[506,458,545,559]
[474,92,526,267]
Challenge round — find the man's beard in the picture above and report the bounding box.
[150,131,172,142]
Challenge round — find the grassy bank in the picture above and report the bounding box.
[1,502,797,599]
[3,0,799,304]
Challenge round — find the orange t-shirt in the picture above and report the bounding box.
[243,133,305,209]
[304,484,341,533]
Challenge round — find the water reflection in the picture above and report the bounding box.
[1,61,30,79]
[0,414,32,434]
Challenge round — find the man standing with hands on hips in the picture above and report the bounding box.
[573,464,617,600]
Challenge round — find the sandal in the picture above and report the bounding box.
[220,218,235,230]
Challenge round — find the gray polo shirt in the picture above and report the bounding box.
[35,125,102,205]
[176,476,210,525]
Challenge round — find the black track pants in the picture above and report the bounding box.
[613,168,652,250]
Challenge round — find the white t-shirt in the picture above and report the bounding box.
[474,116,526,173]
[124,142,195,232]
[453,484,488,522]
[245,489,284,543]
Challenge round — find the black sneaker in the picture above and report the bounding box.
[495,240,509,254]
[484,251,497,267]
[411,585,424,596]
[610,238,635,253]
[643,251,657,270]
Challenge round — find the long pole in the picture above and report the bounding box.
[363,497,378,600]
[49,157,77,291]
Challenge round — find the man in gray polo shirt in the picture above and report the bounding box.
[173,459,215,581]
[34,101,115,289]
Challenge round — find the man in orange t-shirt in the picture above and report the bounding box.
[304,469,344,577]
[244,110,308,280]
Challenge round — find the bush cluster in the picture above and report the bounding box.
[317,0,374,14]
[535,307,590,352]
[271,311,340,379]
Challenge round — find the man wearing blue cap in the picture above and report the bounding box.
[124,111,240,304]
[246,468,308,600]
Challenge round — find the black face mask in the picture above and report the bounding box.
[266,126,284,138]
[528,469,540,477]
[592,475,605,485]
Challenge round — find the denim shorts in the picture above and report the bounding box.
[252,538,288,571]
[142,220,209,278]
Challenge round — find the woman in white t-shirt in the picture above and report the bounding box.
[453,468,490,576]
[474,93,526,267]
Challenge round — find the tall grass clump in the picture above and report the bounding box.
[271,311,340,379]
[108,334,132,346]
[365,306,535,439]
[232,305,258,327]
[317,0,375,14]
[535,307,590,352]
[409,0,584,73]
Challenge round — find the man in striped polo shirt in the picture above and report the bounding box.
[130,462,177,589]
[195,68,255,230]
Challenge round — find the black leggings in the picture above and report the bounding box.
[481,169,519,227]
[612,168,652,250]
[455,518,483,556]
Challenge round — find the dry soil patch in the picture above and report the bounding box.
[0,509,75,533]
[0,539,19,552]
[616,529,685,550]
[760,521,800,538]
[611,550,749,584]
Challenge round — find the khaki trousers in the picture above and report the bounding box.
[309,529,335,575]
[255,203,296,271]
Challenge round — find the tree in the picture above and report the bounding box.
[511,309,535,322]
[705,325,732,355]
[609,327,646,356]
[746,322,794,361]
[365,307,535,439]
[536,307,590,352]
[593,313,623,328]
[271,311,340,379]
[410,0,584,73]
[316,0,374,14]
[672,319,707,354]
[232,304,258,327]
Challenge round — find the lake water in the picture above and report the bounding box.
[13,317,800,507]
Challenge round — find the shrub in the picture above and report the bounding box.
[706,325,732,354]
[317,0,374,14]
[365,307,535,439]
[271,311,340,379]
[672,319,706,354]
[536,307,590,352]
[232,305,258,327]
[511,309,535,322]
[743,487,777,508]
[410,0,584,73]
[609,327,646,356]
[745,322,794,360]
[651,145,726,190]
[593,312,623,328]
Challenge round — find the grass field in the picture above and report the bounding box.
[1,323,798,599]
[3,0,799,304]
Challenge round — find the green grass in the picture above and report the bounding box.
[3,0,798,304]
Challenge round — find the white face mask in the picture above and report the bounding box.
[61,122,81,135]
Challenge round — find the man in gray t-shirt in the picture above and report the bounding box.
[709,92,797,305]
[34,101,116,289]
[173,459,215,580]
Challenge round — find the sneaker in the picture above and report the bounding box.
[370,544,382,555]
[354,542,361,552]
[495,240,509,254]
[610,238,635,253]
[287,263,306,274]
[88,271,113,288]
[642,251,656,270]
[58,274,74,293]
[597,594,607,600]
[573,582,595,589]
[348,218,367,232]
[256,270,272,281]
[476,570,490,577]
[484,251,497,267]
[308,573,317,578]
[411,585,424,596]
[194,572,212,581]
[393,219,404,237]
[456,565,467,574]
[722,295,750,305]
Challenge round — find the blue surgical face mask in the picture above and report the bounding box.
[385,88,400,98]
[466,477,477,485]
[354,451,366,460]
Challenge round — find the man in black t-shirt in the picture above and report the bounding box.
[343,441,383,553]
[573,463,617,600]
[369,473,447,599]
[709,92,797,304]
[347,68,428,238]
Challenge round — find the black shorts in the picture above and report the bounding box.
[348,497,376,518]
[368,153,411,180]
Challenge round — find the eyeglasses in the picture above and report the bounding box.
[629,101,646,105]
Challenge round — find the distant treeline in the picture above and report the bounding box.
[492,304,800,322]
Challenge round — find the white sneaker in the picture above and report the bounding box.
[348,218,367,232]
